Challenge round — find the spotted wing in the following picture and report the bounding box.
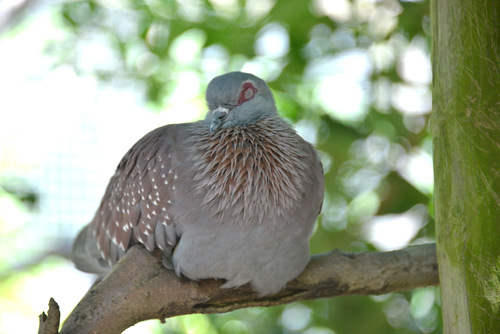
[91,125,178,267]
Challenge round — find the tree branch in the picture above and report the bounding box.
[59,244,438,334]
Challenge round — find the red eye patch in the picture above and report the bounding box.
[237,82,258,105]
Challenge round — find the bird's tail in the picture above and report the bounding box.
[71,224,111,275]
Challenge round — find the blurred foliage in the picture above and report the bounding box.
[0,181,39,273]
[0,181,39,210]
[2,0,440,333]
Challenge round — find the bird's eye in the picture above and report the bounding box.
[243,87,253,99]
[237,82,257,105]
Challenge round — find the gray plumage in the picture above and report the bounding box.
[71,72,324,296]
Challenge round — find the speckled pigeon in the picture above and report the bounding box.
[71,71,324,296]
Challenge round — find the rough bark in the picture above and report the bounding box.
[53,244,438,334]
[38,298,60,334]
[431,0,500,333]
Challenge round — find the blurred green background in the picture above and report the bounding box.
[0,0,440,333]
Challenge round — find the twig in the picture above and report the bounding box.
[38,298,60,334]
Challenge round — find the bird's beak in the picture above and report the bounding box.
[210,106,230,134]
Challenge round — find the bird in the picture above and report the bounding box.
[71,71,324,296]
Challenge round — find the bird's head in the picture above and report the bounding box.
[205,72,278,134]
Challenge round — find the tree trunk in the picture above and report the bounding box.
[431,0,500,333]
